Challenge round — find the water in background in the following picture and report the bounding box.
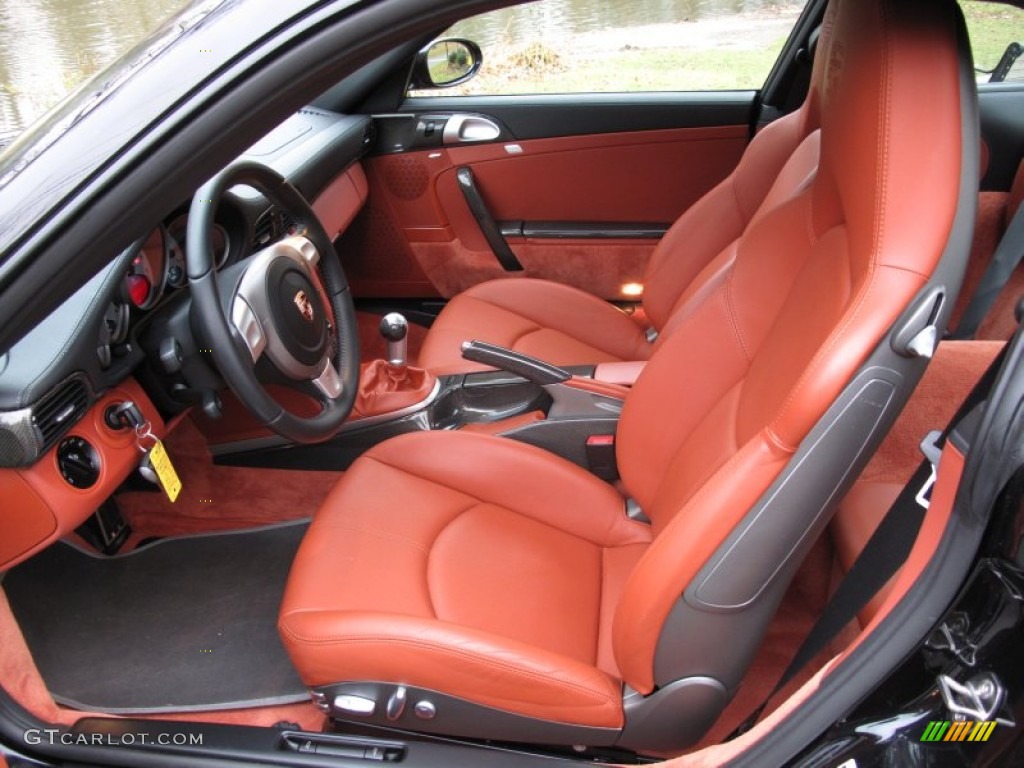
[450,0,780,49]
[0,0,786,136]
[0,0,187,135]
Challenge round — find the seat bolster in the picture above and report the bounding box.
[364,431,651,548]
[420,278,650,373]
[613,434,791,693]
[277,611,625,728]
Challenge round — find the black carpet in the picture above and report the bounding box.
[3,521,310,713]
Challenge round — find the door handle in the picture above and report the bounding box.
[456,166,523,271]
[443,115,501,144]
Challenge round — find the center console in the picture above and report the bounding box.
[210,316,636,479]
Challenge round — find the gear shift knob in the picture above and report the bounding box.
[379,312,409,368]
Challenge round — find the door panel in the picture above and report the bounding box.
[345,121,750,300]
[406,92,755,141]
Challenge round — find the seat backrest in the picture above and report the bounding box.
[612,0,973,696]
[640,40,826,333]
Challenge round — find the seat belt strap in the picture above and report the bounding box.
[952,202,1024,339]
[727,345,1006,740]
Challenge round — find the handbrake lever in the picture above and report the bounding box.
[460,340,570,385]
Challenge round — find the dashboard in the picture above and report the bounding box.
[0,106,372,571]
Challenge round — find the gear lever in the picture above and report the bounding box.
[379,312,409,370]
[357,312,434,418]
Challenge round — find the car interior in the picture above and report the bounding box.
[1,0,1023,763]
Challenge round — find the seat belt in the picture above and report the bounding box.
[727,346,1006,739]
[951,202,1024,339]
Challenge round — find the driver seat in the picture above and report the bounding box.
[280,0,973,751]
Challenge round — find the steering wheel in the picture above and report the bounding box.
[187,162,359,443]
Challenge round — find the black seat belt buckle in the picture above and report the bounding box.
[585,434,618,481]
[915,430,944,509]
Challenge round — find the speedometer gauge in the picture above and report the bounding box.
[124,227,168,310]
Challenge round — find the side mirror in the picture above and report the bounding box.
[410,38,483,90]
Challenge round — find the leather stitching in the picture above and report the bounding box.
[278,625,619,707]
[317,520,434,554]
[769,0,898,446]
[723,264,753,363]
[363,448,624,546]
[424,500,485,620]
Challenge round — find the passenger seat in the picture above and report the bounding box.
[419,76,827,373]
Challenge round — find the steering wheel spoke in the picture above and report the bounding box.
[231,296,266,363]
[311,358,343,400]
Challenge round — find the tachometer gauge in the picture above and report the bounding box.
[167,213,231,271]
[124,227,168,310]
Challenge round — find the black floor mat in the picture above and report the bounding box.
[3,521,310,713]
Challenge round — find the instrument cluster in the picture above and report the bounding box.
[98,215,236,371]
[121,216,232,312]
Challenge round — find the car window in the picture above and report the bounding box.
[0,0,188,136]
[959,1,1024,83]
[408,0,808,97]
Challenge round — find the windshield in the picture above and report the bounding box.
[0,0,189,140]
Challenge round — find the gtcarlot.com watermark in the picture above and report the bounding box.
[24,729,203,747]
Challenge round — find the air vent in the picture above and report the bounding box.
[33,377,90,453]
[280,210,296,234]
[253,210,275,249]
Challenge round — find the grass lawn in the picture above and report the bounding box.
[960,0,1024,73]
[412,1,1023,98]
[483,45,785,94]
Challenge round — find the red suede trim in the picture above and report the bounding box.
[117,418,339,543]
[409,239,653,300]
[856,341,1003,485]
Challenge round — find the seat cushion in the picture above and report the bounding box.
[419,278,652,373]
[279,430,650,728]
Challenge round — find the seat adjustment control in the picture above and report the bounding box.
[333,693,376,716]
[386,685,407,721]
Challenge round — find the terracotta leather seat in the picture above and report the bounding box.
[419,66,822,373]
[281,0,972,751]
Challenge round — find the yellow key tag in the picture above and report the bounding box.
[148,439,182,502]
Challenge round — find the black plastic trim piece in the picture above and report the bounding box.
[690,373,899,611]
[503,221,669,240]
[460,341,570,384]
[454,166,523,271]
[403,92,756,141]
[318,681,621,748]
